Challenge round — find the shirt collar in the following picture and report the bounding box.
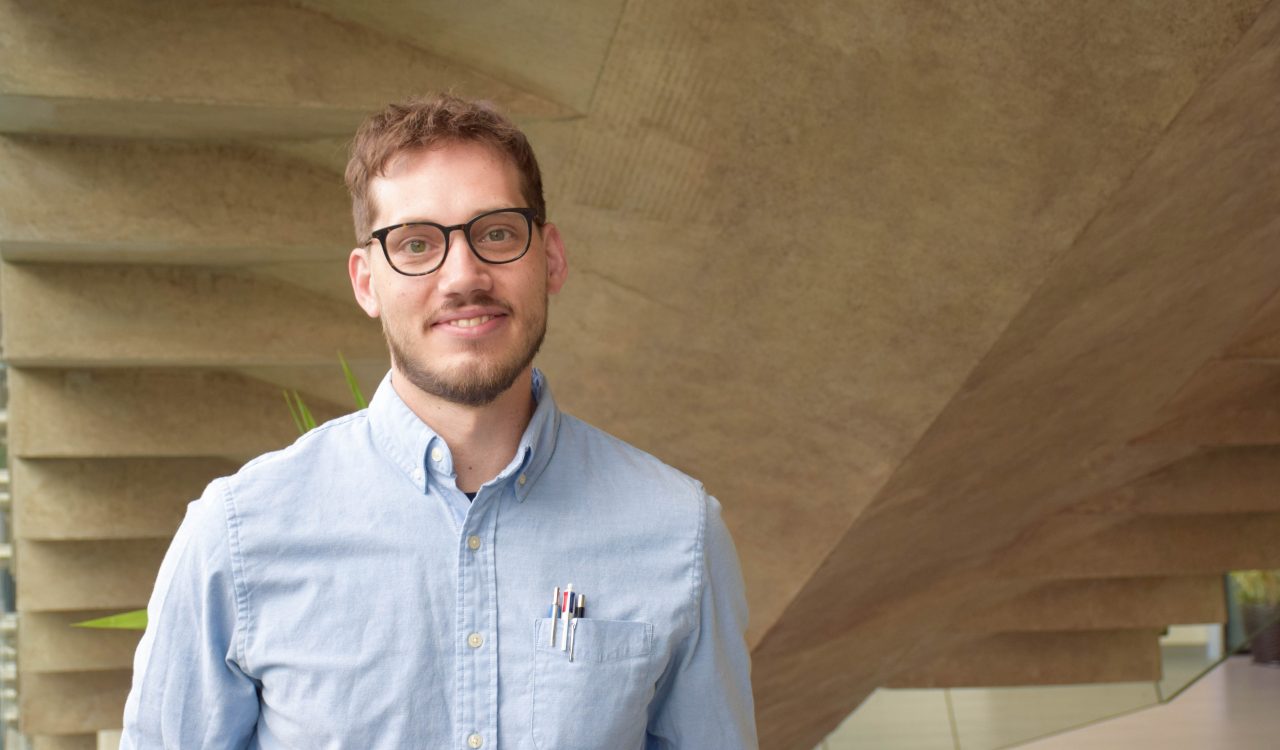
[368,367,561,501]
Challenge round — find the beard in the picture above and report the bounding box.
[384,291,547,408]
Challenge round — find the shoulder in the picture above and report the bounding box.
[554,415,739,560]
[213,409,372,518]
[230,409,369,482]
[555,412,706,500]
[547,413,712,542]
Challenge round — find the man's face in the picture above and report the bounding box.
[348,141,567,407]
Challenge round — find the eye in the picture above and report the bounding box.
[484,228,512,242]
[393,231,442,255]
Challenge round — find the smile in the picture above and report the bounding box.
[448,315,495,328]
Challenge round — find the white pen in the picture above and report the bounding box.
[569,618,579,662]
[550,586,561,647]
[561,584,574,651]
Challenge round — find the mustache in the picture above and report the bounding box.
[435,293,513,315]
[424,291,514,327]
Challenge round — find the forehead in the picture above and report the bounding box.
[369,141,523,227]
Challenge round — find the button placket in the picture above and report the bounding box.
[457,505,496,750]
[458,521,478,750]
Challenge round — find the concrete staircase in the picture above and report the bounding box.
[3,1,1280,748]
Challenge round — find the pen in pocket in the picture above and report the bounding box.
[561,585,575,651]
[549,586,561,647]
[568,594,585,662]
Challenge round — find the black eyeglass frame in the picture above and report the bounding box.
[368,207,541,277]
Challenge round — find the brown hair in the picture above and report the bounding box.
[344,94,546,243]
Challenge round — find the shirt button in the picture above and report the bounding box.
[431,447,444,463]
[517,473,527,486]
[467,733,483,748]
[467,535,481,551]
[467,632,484,648]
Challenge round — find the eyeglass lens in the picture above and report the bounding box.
[383,210,531,274]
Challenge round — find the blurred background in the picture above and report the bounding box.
[2,0,1280,748]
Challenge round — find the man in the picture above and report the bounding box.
[122,94,757,749]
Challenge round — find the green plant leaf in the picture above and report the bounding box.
[284,389,317,434]
[284,389,305,434]
[73,609,148,630]
[296,391,317,431]
[338,351,368,410]
[1230,569,1280,605]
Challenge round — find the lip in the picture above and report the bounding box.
[430,307,510,337]
[432,306,509,325]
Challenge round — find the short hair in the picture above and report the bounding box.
[344,94,546,244]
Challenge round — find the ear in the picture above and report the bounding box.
[541,223,569,295]
[349,246,381,318]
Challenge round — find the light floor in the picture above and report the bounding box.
[816,655,1280,750]
[1019,657,1280,750]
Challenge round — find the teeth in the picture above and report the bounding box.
[448,315,494,328]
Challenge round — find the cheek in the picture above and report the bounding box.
[510,264,550,300]
[378,281,435,323]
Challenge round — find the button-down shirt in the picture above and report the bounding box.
[121,370,757,749]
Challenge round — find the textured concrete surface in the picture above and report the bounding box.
[19,670,130,735]
[2,263,384,366]
[1226,287,1280,358]
[955,576,1226,633]
[12,458,236,540]
[0,0,569,131]
[8,368,345,460]
[297,0,625,113]
[888,630,1164,689]
[29,736,96,750]
[2,0,1277,746]
[1138,360,1280,445]
[0,139,351,263]
[16,540,169,611]
[1070,446,1280,515]
[1013,513,1280,580]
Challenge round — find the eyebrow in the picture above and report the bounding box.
[384,206,522,227]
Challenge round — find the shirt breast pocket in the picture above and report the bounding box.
[531,618,655,750]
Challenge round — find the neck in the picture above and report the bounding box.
[391,367,536,494]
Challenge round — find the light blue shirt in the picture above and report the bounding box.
[121,370,757,749]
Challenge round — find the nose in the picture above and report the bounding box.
[435,228,493,297]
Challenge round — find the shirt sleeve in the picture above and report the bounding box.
[646,492,759,749]
[120,480,260,749]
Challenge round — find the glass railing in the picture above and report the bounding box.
[814,570,1280,750]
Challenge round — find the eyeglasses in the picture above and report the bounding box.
[368,208,538,276]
